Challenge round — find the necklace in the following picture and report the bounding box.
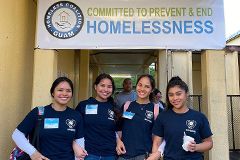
[139,103,149,111]
[136,100,150,110]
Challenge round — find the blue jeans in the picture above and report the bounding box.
[85,154,117,160]
[118,154,146,160]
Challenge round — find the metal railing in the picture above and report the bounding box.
[227,95,240,151]
[188,95,202,112]
[188,95,240,151]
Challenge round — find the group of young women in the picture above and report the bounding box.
[12,73,213,160]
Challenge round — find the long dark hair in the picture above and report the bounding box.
[94,73,121,122]
[50,77,74,97]
[166,76,189,110]
[149,88,160,102]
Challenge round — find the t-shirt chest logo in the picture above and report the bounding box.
[185,120,197,134]
[145,110,153,119]
[108,109,114,121]
[186,120,197,129]
[66,119,76,132]
[144,110,153,123]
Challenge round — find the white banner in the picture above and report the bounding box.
[36,0,225,49]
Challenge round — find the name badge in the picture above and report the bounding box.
[86,104,98,114]
[44,118,59,129]
[123,111,135,119]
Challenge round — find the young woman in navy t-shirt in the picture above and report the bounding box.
[116,74,160,160]
[148,76,213,160]
[12,77,86,160]
[75,73,121,160]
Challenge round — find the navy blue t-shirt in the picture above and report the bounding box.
[153,108,213,160]
[75,97,117,156]
[120,101,156,159]
[17,104,84,160]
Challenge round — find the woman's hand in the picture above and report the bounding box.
[74,148,88,160]
[187,140,197,152]
[188,136,213,152]
[73,141,88,160]
[30,150,49,160]
[146,151,161,160]
[116,138,126,155]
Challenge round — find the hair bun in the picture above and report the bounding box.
[169,76,182,82]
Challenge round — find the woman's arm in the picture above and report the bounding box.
[73,138,88,159]
[188,136,213,152]
[12,129,36,156]
[152,135,162,153]
[147,135,163,160]
[116,131,126,155]
[12,129,49,160]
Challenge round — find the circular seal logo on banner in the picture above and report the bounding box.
[44,1,84,39]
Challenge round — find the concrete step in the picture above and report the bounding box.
[230,151,240,160]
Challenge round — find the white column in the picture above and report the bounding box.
[170,51,193,94]
[157,50,193,100]
[32,49,58,108]
[91,65,99,98]
[201,50,229,160]
[225,51,240,95]
[78,50,90,101]
[157,50,168,101]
